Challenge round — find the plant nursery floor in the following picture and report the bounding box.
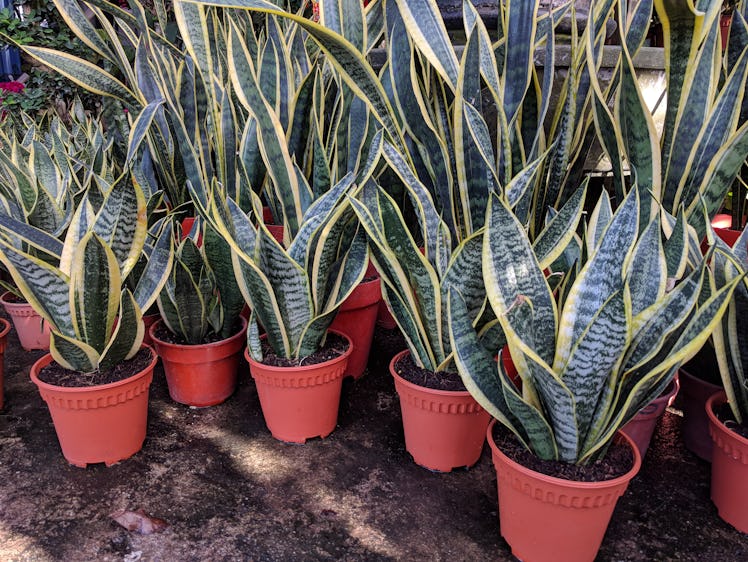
[1,325,748,562]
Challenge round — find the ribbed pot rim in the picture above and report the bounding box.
[486,419,642,489]
[29,345,157,394]
[706,391,748,447]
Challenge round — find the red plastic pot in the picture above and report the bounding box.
[390,350,491,472]
[29,346,157,467]
[707,391,748,533]
[622,376,679,458]
[680,368,722,461]
[246,330,351,443]
[376,299,397,329]
[487,420,641,562]
[0,318,11,410]
[150,318,248,407]
[141,313,160,347]
[330,275,381,378]
[0,291,50,351]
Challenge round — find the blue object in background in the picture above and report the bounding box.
[0,0,21,77]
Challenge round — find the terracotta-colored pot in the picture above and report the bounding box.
[141,313,160,347]
[487,420,642,562]
[390,350,491,472]
[246,330,351,443]
[0,291,50,350]
[622,376,680,458]
[707,391,748,533]
[376,299,397,329]
[330,275,381,378]
[150,318,247,407]
[29,346,157,467]
[180,216,203,246]
[680,368,722,461]
[721,14,732,50]
[0,318,11,410]
[265,224,285,245]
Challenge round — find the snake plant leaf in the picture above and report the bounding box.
[484,193,557,368]
[616,39,661,223]
[449,287,555,456]
[0,148,37,216]
[688,121,748,235]
[624,0,655,55]
[503,0,538,125]
[532,180,587,271]
[716,279,748,423]
[70,232,121,354]
[246,308,263,361]
[50,332,99,373]
[91,176,148,280]
[555,189,638,372]
[204,222,245,338]
[228,19,305,236]
[679,49,748,209]
[296,308,340,357]
[392,0,458,89]
[462,0,501,101]
[174,1,214,80]
[30,141,61,201]
[349,193,436,368]
[663,208,689,279]
[190,0,404,149]
[0,238,71,334]
[321,0,365,52]
[21,47,141,110]
[441,231,485,331]
[126,100,165,167]
[98,289,145,372]
[623,267,702,373]
[380,139,450,266]
[132,220,174,313]
[627,213,667,317]
[563,290,629,448]
[0,214,64,257]
[319,225,369,313]
[662,19,720,210]
[366,0,385,52]
[52,0,117,63]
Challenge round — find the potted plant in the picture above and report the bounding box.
[194,171,368,442]
[0,176,173,467]
[707,226,748,533]
[150,219,247,407]
[448,187,737,562]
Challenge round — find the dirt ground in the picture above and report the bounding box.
[1,323,747,561]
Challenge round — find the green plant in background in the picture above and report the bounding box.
[590,0,748,235]
[449,189,739,464]
[711,227,748,423]
[0,0,100,116]
[0,176,173,373]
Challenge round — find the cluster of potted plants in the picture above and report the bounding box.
[0,0,747,560]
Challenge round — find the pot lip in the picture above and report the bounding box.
[486,418,642,488]
[29,344,157,393]
[0,290,30,307]
[149,316,248,350]
[0,317,10,338]
[706,390,748,445]
[244,329,353,372]
[389,349,473,398]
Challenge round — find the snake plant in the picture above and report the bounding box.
[589,0,748,235]
[0,178,173,373]
[194,170,368,361]
[449,189,739,465]
[156,218,245,344]
[711,227,748,424]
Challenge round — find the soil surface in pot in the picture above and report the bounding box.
[259,332,349,367]
[153,322,242,346]
[3,322,748,561]
[37,348,154,387]
[1,293,26,304]
[393,352,466,391]
[714,402,748,439]
[492,422,633,481]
